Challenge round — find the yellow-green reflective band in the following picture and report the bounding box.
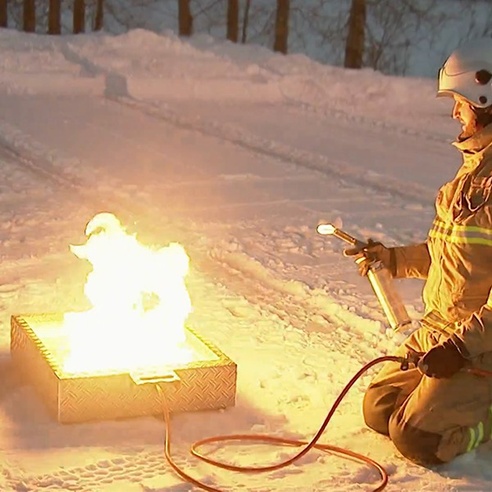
[432,219,492,234]
[467,427,476,452]
[429,231,492,246]
[476,421,484,448]
[490,406,492,440]
[466,422,485,452]
[430,220,492,246]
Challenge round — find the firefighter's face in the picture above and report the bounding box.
[452,95,479,140]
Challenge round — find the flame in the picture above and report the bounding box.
[62,213,193,374]
[316,223,336,235]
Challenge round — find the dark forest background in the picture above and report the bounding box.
[1,1,490,76]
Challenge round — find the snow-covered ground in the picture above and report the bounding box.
[0,28,491,491]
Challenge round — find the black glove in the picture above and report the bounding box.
[418,339,467,378]
[343,238,396,276]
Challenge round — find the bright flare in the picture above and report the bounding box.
[62,213,193,374]
[316,223,336,235]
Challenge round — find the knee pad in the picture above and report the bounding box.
[388,414,445,466]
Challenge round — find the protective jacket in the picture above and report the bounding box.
[392,124,492,360]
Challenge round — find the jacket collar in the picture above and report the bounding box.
[452,125,492,175]
[453,124,492,154]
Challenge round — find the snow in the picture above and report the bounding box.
[0,27,491,492]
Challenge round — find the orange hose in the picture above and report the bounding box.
[468,367,492,377]
[156,355,402,492]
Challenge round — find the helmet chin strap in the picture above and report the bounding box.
[458,105,492,142]
[474,105,492,128]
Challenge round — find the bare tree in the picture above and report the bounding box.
[345,0,366,68]
[48,0,61,34]
[0,0,7,27]
[101,0,157,33]
[454,0,492,38]
[241,0,251,43]
[178,0,193,36]
[227,0,238,42]
[73,0,85,33]
[300,0,446,75]
[188,0,269,46]
[274,0,290,54]
[23,0,35,32]
[8,0,486,78]
[364,0,443,75]
[94,0,104,31]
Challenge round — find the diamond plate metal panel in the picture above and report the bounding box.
[10,314,237,423]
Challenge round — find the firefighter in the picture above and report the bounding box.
[346,37,492,466]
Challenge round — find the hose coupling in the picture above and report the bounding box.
[397,351,424,371]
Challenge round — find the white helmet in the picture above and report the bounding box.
[438,38,492,108]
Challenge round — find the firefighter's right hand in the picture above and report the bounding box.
[343,239,394,276]
[418,339,466,378]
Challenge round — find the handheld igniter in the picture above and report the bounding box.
[317,223,412,332]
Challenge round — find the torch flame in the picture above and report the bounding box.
[62,213,193,374]
[316,223,336,235]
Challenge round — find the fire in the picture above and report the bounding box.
[62,213,193,374]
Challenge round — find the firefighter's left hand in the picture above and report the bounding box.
[418,339,467,378]
[343,239,395,276]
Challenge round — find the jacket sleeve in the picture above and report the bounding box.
[392,242,431,279]
[451,300,492,359]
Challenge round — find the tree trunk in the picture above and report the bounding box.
[178,0,193,37]
[241,0,251,44]
[48,0,61,35]
[273,0,290,54]
[344,0,366,69]
[73,0,85,34]
[0,0,7,28]
[23,0,36,32]
[94,0,104,31]
[227,0,239,43]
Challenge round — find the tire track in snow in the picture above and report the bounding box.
[57,40,437,206]
[280,97,453,146]
[199,246,387,358]
[0,117,105,195]
[0,141,78,190]
[106,94,436,208]
[4,450,191,492]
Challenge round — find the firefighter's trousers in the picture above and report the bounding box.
[363,327,492,465]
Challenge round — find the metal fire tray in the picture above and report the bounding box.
[10,314,237,423]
